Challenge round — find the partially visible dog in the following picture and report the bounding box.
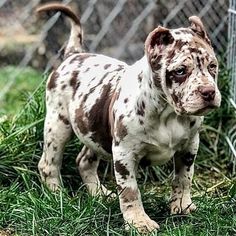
[37,3,221,233]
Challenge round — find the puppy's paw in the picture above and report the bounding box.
[45,177,60,191]
[124,210,159,233]
[170,196,196,215]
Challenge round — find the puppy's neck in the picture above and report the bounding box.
[133,55,169,115]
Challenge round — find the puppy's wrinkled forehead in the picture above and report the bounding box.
[167,28,217,70]
[171,27,213,52]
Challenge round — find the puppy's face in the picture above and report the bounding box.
[145,17,221,115]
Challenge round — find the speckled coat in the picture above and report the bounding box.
[37,3,221,233]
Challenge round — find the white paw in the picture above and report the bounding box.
[124,210,159,233]
[170,196,196,214]
[45,177,60,191]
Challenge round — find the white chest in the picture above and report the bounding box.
[142,109,200,165]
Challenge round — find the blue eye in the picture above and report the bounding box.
[174,66,187,76]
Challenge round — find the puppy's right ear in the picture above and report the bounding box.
[189,16,211,46]
[145,26,174,71]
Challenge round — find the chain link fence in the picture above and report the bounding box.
[227,0,236,174]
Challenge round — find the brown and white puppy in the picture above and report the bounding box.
[37,3,221,233]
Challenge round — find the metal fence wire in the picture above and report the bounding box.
[227,0,236,175]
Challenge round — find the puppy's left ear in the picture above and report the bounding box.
[189,16,212,46]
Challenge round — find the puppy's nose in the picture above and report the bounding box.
[198,85,216,102]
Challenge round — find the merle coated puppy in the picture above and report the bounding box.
[37,3,221,233]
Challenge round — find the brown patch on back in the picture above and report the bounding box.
[47,71,59,90]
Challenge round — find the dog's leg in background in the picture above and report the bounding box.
[76,146,114,197]
[38,100,72,191]
[113,146,159,233]
[170,134,199,214]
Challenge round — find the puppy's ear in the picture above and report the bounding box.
[189,16,211,45]
[145,26,174,71]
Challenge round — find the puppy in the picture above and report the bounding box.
[37,3,221,233]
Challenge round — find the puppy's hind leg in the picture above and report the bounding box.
[38,110,72,191]
[76,146,114,197]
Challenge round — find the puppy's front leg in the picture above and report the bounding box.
[113,146,159,233]
[170,133,199,214]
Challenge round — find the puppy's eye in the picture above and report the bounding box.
[174,66,187,76]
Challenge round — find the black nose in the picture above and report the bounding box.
[198,85,216,102]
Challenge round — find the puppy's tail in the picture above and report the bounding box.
[36,2,83,58]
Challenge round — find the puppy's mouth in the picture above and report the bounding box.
[187,104,219,116]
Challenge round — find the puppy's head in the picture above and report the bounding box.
[145,16,221,115]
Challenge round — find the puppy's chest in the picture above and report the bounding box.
[142,115,197,165]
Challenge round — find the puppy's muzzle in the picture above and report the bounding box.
[198,85,216,102]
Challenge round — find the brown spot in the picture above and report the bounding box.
[181,153,195,167]
[75,106,89,135]
[120,187,138,203]
[138,72,143,83]
[61,65,66,71]
[61,84,67,90]
[47,142,52,148]
[139,119,144,125]
[53,146,57,151]
[116,117,128,141]
[115,160,129,179]
[58,114,70,125]
[124,98,128,103]
[69,53,96,65]
[153,75,161,87]
[104,64,111,69]
[47,71,59,90]
[70,71,80,98]
[169,197,178,203]
[89,87,96,93]
[114,65,125,72]
[136,100,145,116]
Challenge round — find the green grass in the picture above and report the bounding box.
[0,65,235,235]
[0,66,42,115]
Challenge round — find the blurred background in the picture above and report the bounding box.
[0,0,229,68]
